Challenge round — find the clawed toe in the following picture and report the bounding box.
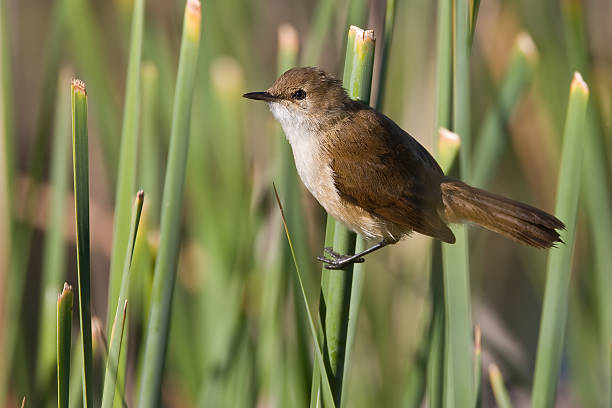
[316,249,365,270]
[323,247,342,259]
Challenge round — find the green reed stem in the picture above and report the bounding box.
[562,2,612,403]
[274,185,336,408]
[472,32,537,188]
[71,79,93,407]
[489,364,512,408]
[106,0,146,334]
[440,1,475,406]
[532,73,589,408]
[101,192,144,408]
[137,1,201,405]
[429,0,453,405]
[314,25,375,408]
[57,283,73,408]
[374,0,397,110]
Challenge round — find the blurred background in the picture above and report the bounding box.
[1,0,611,406]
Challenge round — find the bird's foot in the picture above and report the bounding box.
[316,247,365,270]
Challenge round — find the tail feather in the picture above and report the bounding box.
[440,179,564,248]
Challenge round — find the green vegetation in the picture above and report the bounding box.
[0,0,609,407]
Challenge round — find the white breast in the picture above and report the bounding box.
[269,102,334,202]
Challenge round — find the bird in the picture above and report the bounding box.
[243,67,564,269]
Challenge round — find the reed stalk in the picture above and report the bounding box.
[57,283,74,408]
[0,0,13,400]
[429,1,454,406]
[562,1,612,402]
[71,78,94,407]
[472,32,538,188]
[312,26,375,408]
[137,1,201,405]
[106,0,146,334]
[489,364,512,408]
[101,192,144,407]
[274,186,336,408]
[532,72,589,408]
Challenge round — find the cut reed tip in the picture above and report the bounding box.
[71,78,87,95]
[438,128,461,173]
[571,71,589,95]
[349,25,375,42]
[278,23,299,54]
[475,325,481,352]
[61,282,73,295]
[438,127,461,148]
[516,31,538,62]
[137,189,145,201]
[185,0,202,42]
[488,363,501,380]
[187,0,200,14]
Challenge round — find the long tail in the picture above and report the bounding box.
[440,179,564,248]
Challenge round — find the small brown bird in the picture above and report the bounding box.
[244,67,564,269]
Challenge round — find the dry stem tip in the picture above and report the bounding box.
[71,78,87,95]
[278,23,299,54]
[571,71,589,95]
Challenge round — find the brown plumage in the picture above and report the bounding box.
[244,67,564,268]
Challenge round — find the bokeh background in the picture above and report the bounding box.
[1,0,611,406]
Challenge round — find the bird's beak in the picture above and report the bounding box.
[242,91,277,102]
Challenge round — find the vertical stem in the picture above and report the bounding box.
[57,283,74,408]
[106,0,146,333]
[137,1,202,405]
[532,73,589,408]
[315,26,375,407]
[71,78,93,407]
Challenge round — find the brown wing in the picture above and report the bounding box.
[327,106,455,243]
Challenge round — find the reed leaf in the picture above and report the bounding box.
[532,72,589,408]
[137,1,202,405]
[107,0,146,334]
[101,191,144,408]
[489,364,512,408]
[440,1,475,406]
[429,0,453,405]
[71,78,94,407]
[57,283,74,408]
[472,32,538,188]
[313,26,375,407]
[274,185,336,408]
[0,0,13,400]
[562,1,612,402]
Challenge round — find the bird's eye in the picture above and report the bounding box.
[292,89,306,100]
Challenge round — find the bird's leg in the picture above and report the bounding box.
[317,241,387,270]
